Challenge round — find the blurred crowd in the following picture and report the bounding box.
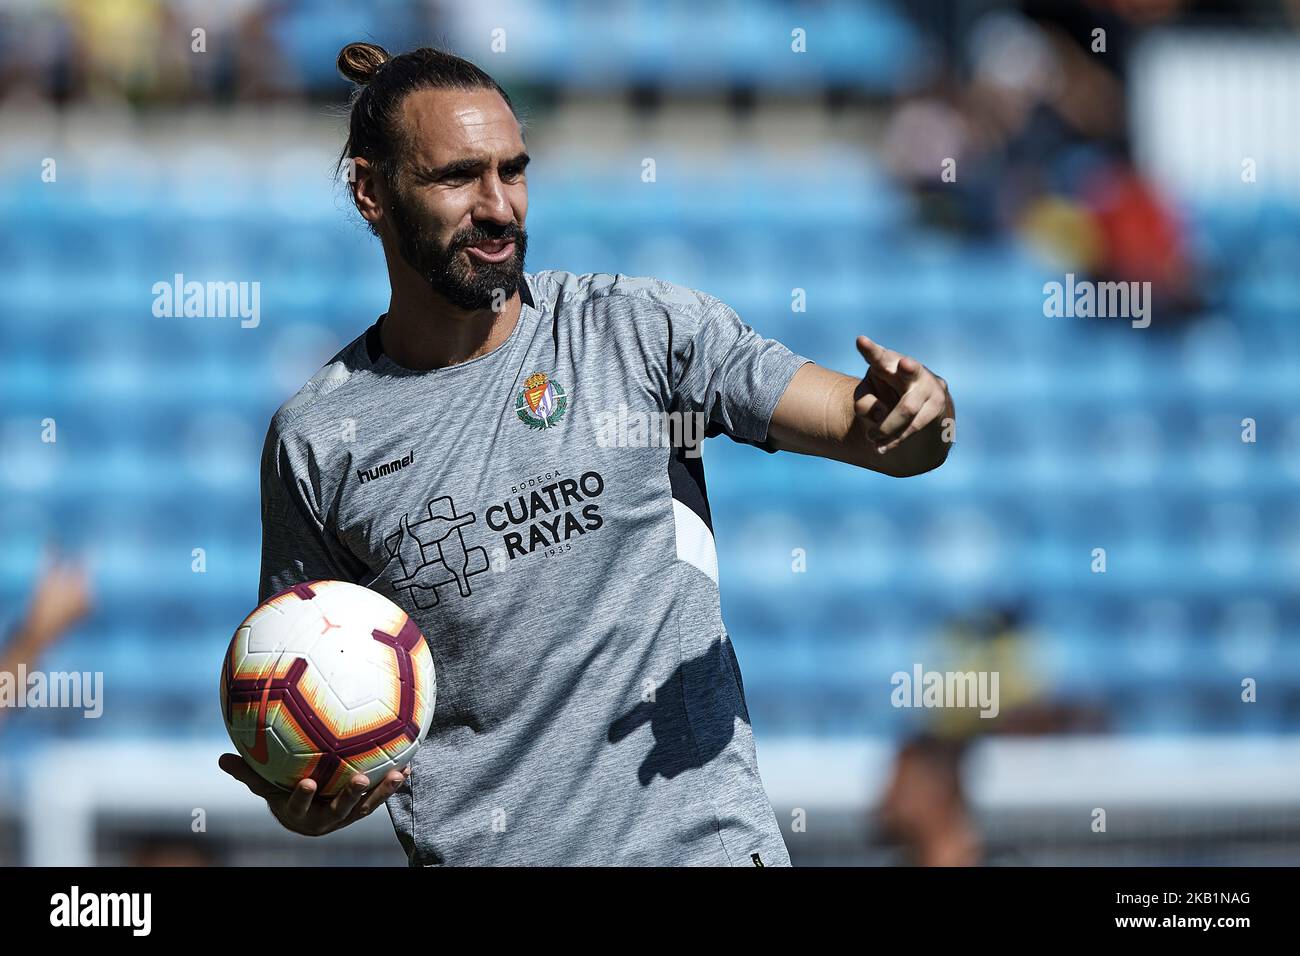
[0,0,431,104]
[5,0,1291,327]
[881,0,1300,324]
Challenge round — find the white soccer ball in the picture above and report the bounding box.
[220,580,436,797]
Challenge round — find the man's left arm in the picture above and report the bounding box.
[766,335,955,478]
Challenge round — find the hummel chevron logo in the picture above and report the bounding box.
[358,448,415,484]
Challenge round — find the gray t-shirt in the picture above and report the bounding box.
[257,270,812,866]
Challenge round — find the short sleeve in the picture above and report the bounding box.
[257,417,367,605]
[669,295,813,454]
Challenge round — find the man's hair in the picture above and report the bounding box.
[335,41,521,191]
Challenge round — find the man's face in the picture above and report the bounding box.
[381,87,529,311]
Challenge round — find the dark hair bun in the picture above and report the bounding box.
[337,41,391,85]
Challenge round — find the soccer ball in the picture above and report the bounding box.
[220,580,436,797]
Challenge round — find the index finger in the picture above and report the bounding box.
[856,335,898,374]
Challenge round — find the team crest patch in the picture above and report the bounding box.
[516,371,568,429]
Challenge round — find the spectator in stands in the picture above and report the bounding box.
[125,835,217,866]
[882,3,1202,323]
[0,549,93,728]
[877,733,1029,866]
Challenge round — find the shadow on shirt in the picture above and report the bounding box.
[606,636,748,785]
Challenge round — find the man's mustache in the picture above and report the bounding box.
[452,224,524,250]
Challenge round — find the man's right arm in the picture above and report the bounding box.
[256,415,366,603]
[223,415,404,836]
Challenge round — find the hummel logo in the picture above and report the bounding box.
[358,448,415,485]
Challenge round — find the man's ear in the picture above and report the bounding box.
[349,157,385,228]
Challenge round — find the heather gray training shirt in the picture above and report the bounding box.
[257,270,812,866]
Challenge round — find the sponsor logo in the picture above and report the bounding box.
[485,469,606,558]
[375,467,610,603]
[358,448,415,484]
[516,372,568,429]
[384,496,490,610]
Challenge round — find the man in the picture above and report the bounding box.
[220,42,954,866]
[878,734,984,867]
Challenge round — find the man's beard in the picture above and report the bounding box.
[387,188,528,311]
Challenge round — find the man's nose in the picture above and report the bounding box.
[473,172,514,224]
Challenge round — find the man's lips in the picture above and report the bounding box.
[464,238,516,263]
